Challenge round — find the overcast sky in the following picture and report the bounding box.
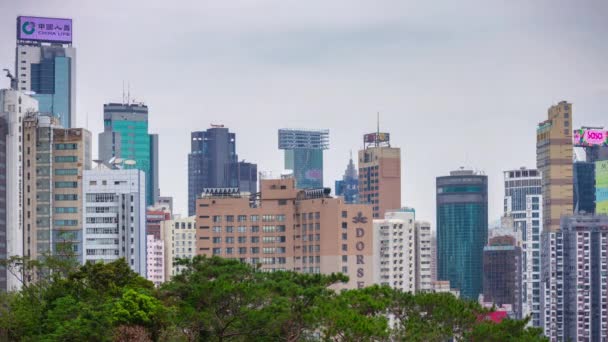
[1,0,607,226]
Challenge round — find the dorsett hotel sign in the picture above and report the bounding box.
[351,211,372,289]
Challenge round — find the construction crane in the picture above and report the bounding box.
[2,69,17,90]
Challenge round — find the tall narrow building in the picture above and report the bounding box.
[83,167,146,276]
[436,168,488,300]
[15,16,76,128]
[335,154,359,204]
[358,132,401,218]
[188,126,239,216]
[503,167,542,326]
[536,101,573,232]
[541,215,608,341]
[278,129,329,190]
[0,89,38,291]
[98,102,159,205]
[23,114,91,264]
[483,235,522,319]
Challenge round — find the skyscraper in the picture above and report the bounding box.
[278,129,329,189]
[23,115,91,265]
[0,89,38,291]
[238,161,258,194]
[536,101,573,232]
[188,126,239,216]
[335,154,358,204]
[358,132,401,218]
[98,102,159,206]
[503,167,542,326]
[483,235,522,319]
[15,16,76,128]
[541,215,608,341]
[436,168,488,300]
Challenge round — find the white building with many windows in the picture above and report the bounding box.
[161,216,196,280]
[146,235,164,286]
[504,167,542,326]
[82,166,146,276]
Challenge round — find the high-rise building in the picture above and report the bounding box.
[503,167,542,326]
[238,161,257,194]
[156,196,173,216]
[0,89,38,291]
[483,235,522,319]
[335,154,358,204]
[161,216,196,280]
[15,16,76,128]
[83,167,146,276]
[98,102,159,206]
[188,126,239,216]
[195,177,374,290]
[278,129,329,190]
[541,215,608,342]
[436,168,488,300]
[23,114,91,265]
[358,132,401,219]
[373,208,417,292]
[572,128,608,214]
[536,101,573,232]
[415,220,433,292]
[146,235,164,287]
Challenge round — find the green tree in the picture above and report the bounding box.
[467,317,548,341]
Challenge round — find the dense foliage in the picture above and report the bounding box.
[0,255,547,341]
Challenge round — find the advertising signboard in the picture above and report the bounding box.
[17,16,72,43]
[364,132,390,144]
[596,160,608,214]
[573,129,608,147]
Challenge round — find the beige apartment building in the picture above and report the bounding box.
[536,101,573,232]
[358,135,401,219]
[161,215,197,280]
[195,178,374,289]
[22,113,91,262]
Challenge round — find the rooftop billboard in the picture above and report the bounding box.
[17,16,72,43]
[573,129,608,147]
[364,132,390,144]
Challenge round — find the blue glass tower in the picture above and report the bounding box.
[436,169,488,300]
[278,129,329,189]
[335,154,358,203]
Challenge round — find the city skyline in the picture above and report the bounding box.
[1,1,607,226]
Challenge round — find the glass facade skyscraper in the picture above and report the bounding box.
[436,169,488,300]
[17,43,76,128]
[188,127,239,216]
[98,103,158,206]
[278,129,329,189]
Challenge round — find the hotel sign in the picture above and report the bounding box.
[352,211,368,288]
[17,16,72,43]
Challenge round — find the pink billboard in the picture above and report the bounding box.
[17,16,72,43]
[573,129,608,147]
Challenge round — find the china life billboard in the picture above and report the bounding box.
[17,16,72,43]
[596,160,608,214]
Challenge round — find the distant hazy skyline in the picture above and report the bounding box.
[2,0,607,226]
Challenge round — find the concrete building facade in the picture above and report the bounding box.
[503,167,542,326]
[22,114,91,265]
[541,215,608,342]
[536,101,573,232]
[0,89,38,291]
[195,178,374,289]
[82,167,146,276]
[415,220,433,292]
[358,133,401,219]
[146,235,164,287]
[161,216,196,280]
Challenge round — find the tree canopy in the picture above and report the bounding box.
[0,255,547,341]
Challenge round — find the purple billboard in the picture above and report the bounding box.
[17,16,72,43]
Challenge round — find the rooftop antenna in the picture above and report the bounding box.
[127,82,131,104]
[122,80,125,104]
